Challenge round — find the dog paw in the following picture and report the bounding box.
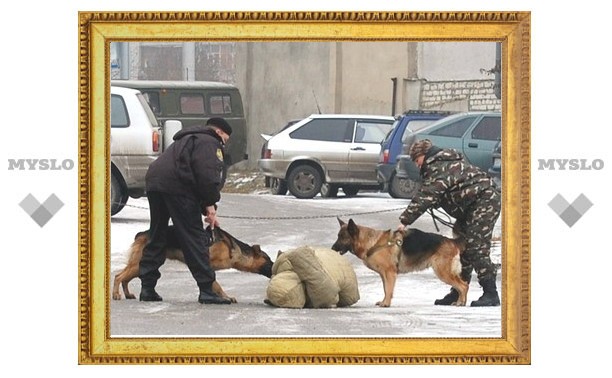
[376,301,391,307]
[125,294,136,299]
[229,297,238,303]
[112,294,121,300]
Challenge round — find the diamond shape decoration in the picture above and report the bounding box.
[548,193,593,227]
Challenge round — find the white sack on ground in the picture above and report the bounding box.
[265,246,359,308]
[265,270,307,308]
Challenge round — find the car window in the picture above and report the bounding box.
[471,116,501,141]
[290,119,351,142]
[406,119,438,133]
[137,93,159,127]
[429,115,477,138]
[400,128,415,144]
[401,120,439,143]
[354,121,393,143]
[110,94,129,128]
[209,94,232,115]
[382,120,400,145]
[382,128,394,145]
[180,94,206,115]
[141,91,161,115]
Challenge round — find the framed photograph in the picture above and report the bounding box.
[79,11,530,364]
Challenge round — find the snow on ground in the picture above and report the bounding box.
[110,191,502,337]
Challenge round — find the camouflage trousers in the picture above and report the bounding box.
[453,188,501,283]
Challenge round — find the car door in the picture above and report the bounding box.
[348,119,394,182]
[462,114,501,170]
[288,118,352,181]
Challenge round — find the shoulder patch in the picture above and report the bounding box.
[216,148,223,161]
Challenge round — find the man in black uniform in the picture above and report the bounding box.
[138,117,233,304]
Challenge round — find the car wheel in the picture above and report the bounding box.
[270,177,288,195]
[389,174,420,199]
[342,186,359,197]
[287,165,322,199]
[111,172,128,216]
[320,183,339,198]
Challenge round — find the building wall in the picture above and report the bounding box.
[235,42,335,167]
[334,42,417,116]
[110,42,237,83]
[420,80,501,111]
[194,43,237,83]
[418,42,496,81]
[237,41,499,167]
[111,41,500,168]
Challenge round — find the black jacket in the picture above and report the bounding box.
[145,126,226,207]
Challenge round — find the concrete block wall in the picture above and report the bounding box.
[420,79,501,111]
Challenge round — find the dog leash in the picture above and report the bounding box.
[427,208,455,231]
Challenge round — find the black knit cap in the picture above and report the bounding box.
[207,117,232,136]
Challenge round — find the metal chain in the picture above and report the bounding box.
[218,206,407,220]
[112,201,406,220]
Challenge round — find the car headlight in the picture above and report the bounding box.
[492,157,501,169]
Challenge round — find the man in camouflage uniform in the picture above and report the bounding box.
[398,139,501,306]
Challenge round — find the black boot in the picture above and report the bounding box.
[471,278,500,307]
[434,288,459,305]
[435,273,470,305]
[198,286,232,305]
[139,286,163,302]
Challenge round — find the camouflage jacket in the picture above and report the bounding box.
[399,147,493,225]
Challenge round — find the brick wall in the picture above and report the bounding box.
[420,79,501,111]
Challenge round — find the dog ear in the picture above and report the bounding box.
[347,219,359,237]
[337,217,346,226]
[252,244,261,252]
[276,250,284,258]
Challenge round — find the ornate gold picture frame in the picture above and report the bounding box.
[78,11,530,364]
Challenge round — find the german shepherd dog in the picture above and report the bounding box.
[112,226,273,302]
[331,218,467,307]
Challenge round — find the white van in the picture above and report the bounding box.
[110,86,181,215]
